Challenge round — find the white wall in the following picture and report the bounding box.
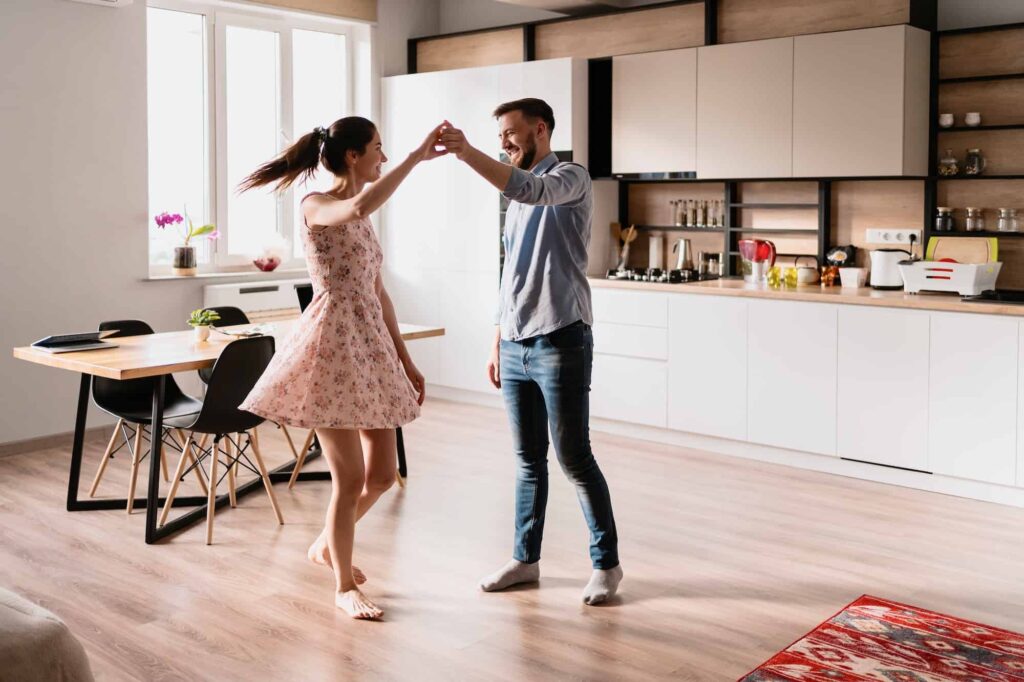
[0,0,314,445]
[439,0,562,34]
[377,0,440,77]
[938,0,1024,30]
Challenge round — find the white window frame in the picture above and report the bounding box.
[147,0,356,275]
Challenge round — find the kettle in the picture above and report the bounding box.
[795,256,820,285]
[672,238,693,270]
[869,248,911,289]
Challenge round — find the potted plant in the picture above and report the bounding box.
[155,211,218,276]
[188,308,221,343]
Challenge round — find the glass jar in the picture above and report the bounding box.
[938,148,959,176]
[998,208,1020,233]
[965,207,985,232]
[935,207,955,232]
[964,148,986,176]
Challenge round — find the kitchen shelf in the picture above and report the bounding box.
[728,203,819,209]
[635,224,724,233]
[940,124,1024,132]
[726,250,817,257]
[939,72,1024,85]
[728,228,819,234]
[933,231,1024,238]
[933,175,1024,180]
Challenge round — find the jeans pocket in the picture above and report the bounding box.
[545,322,586,352]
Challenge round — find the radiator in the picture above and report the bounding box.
[203,277,311,314]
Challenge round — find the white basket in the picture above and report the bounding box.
[899,260,1002,296]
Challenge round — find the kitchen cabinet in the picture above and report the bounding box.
[793,26,930,177]
[667,295,747,441]
[746,300,837,456]
[696,37,794,179]
[591,353,668,428]
[612,48,696,174]
[837,306,929,470]
[592,288,668,328]
[497,58,587,159]
[930,312,1018,486]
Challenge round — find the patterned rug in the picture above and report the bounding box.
[740,595,1024,681]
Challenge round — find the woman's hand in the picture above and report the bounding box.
[440,121,472,161]
[414,123,448,162]
[404,359,426,405]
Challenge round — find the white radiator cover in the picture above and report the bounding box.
[203,277,311,313]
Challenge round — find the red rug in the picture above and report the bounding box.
[740,595,1024,681]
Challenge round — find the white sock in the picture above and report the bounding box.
[479,559,540,592]
[582,565,623,605]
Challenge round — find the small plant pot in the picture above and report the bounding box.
[173,246,197,276]
[192,325,210,343]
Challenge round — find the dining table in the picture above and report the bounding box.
[12,319,444,544]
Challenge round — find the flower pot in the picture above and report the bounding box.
[173,246,197,276]
[192,325,210,343]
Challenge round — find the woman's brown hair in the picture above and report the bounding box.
[238,116,378,193]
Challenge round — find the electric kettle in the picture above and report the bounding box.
[869,248,911,290]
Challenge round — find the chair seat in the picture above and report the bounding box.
[97,393,203,426]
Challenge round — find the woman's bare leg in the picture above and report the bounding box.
[309,429,398,578]
[315,427,382,620]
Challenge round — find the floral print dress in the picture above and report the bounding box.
[240,194,420,430]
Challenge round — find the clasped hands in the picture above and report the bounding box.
[413,121,473,162]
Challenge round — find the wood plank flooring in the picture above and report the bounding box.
[1,399,1023,680]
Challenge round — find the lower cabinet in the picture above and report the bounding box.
[837,306,929,470]
[929,312,1018,486]
[746,300,838,456]
[590,352,668,428]
[667,295,747,441]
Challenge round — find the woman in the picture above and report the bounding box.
[238,116,447,619]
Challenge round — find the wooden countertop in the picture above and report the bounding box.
[589,277,1024,317]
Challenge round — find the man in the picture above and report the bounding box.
[440,98,622,606]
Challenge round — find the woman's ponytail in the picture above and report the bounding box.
[238,129,324,193]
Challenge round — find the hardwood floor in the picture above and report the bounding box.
[2,399,1023,680]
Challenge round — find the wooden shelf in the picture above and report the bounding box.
[939,72,1024,85]
[729,202,819,209]
[729,228,819,234]
[933,231,1024,238]
[636,225,724,233]
[934,175,1024,180]
[940,124,1024,132]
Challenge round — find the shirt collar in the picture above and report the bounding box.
[530,152,558,176]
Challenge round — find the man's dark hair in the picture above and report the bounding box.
[493,98,555,135]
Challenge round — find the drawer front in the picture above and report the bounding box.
[591,288,668,328]
[590,354,667,428]
[593,322,668,360]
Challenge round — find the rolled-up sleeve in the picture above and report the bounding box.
[502,163,589,207]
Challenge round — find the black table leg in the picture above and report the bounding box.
[144,376,166,544]
[66,374,91,511]
[396,427,408,479]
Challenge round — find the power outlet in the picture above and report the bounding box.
[866,228,922,245]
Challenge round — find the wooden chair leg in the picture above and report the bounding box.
[279,423,300,460]
[226,435,237,508]
[249,434,284,525]
[206,438,220,545]
[89,418,123,497]
[159,433,193,527]
[126,424,144,515]
[159,433,170,483]
[184,431,209,496]
[288,430,316,490]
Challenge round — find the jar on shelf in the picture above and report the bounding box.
[964,148,986,176]
[998,208,1019,233]
[938,149,959,176]
[935,207,956,232]
[965,207,985,232]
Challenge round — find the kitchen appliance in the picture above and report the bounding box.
[604,267,720,284]
[738,239,776,283]
[825,245,857,267]
[672,238,694,270]
[962,289,1024,304]
[649,233,665,269]
[869,248,911,289]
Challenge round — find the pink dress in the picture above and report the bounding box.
[240,196,420,430]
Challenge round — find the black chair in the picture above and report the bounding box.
[161,336,284,545]
[89,320,204,512]
[295,283,313,313]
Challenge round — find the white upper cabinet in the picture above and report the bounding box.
[497,58,587,160]
[696,37,794,179]
[793,26,930,177]
[612,49,697,174]
[837,306,929,470]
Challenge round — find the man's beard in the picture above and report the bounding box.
[515,136,537,170]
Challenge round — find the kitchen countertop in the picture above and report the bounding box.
[589,277,1024,317]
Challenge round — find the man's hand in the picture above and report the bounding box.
[440,121,473,161]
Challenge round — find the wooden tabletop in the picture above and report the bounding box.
[13,320,445,381]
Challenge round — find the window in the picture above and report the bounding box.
[147,2,358,273]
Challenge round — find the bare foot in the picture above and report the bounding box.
[335,589,383,620]
[307,538,366,584]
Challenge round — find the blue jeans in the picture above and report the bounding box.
[500,321,619,570]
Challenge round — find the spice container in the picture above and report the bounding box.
[965,207,985,232]
[964,148,986,176]
[998,208,1020,233]
[935,207,955,232]
[938,149,959,176]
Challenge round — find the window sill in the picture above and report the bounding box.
[144,267,308,282]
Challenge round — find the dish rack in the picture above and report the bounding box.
[899,260,1002,296]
